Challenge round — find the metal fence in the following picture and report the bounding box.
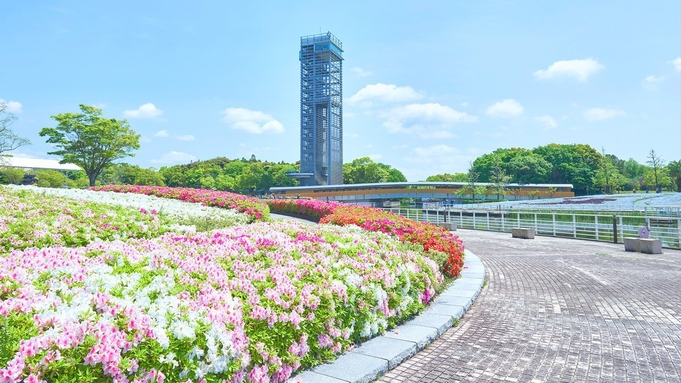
[386,208,681,249]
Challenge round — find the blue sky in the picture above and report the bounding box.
[2,1,680,182]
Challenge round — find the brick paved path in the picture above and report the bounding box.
[378,230,681,383]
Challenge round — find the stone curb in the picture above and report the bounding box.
[290,249,486,383]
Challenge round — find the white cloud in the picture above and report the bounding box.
[123,103,163,118]
[368,154,383,161]
[151,151,197,164]
[584,108,626,121]
[351,67,372,77]
[154,130,169,137]
[405,145,460,163]
[535,115,558,129]
[534,58,604,82]
[348,83,424,107]
[175,135,195,141]
[673,57,681,72]
[0,99,22,113]
[460,102,469,107]
[221,107,284,134]
[382,103,477,138]
[486,99,524,118]
[642,75,664,91]
[404,145,470,170]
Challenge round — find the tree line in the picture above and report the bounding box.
[427,144,681,195]
[1,103,679,195]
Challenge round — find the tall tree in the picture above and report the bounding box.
[489,155,511,200]
[646,149,665,191]
[39,105,140,186]
[343,157,406,184]
[507,153,552,184]
[465,161,481,201]
[0,101,31,161]
[668,160,681,192]
[532,143,601,194]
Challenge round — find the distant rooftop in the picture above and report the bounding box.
[3,156,82,171]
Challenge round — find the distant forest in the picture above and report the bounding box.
[3,144,680,195]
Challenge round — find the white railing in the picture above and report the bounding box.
[386,208,681,249]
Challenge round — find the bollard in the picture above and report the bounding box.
[612,215,618,244]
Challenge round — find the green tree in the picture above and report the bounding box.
[646,149,665,191]
[532,143,602,193]
[473,148,533,182]
[235,163,266,192]
[507,154,552,184]
[489,155,511,200]
[622,158,647,191]
[425,173,468,182]
[35,169,68,188]
[343,157,389,184]
[98,163,164,186]
[529,189,540,199]
[0,167,24,184]
[593,148,624,194]
[214,174,235,191]
[668,160,681,192]
[39,105,140,186]
[466,161,480,201]
[0,101,31,162]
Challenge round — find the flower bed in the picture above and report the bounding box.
[6,185,251,233]
[91,185,269,223]
[267,200,465,277]
[0,221,441,382]
[0,187,172,252]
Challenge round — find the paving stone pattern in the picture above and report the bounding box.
[378,229,681,383]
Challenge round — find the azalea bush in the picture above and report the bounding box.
[0,221,441,382]
[266,199,465,277]
[265,199,343,222]
[7,185,251,233]
[0,187,172,252]
[91,185,269,223]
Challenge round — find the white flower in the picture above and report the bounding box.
[169,319,196,340]
[154,327,170,349]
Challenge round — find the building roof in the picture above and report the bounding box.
[3,156,82,171]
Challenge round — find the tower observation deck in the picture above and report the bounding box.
[299,32,343,186]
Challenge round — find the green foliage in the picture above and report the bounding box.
[425,173,468,182]
[668,160,681,192]
[593,151,625,194]
[343,157,406,184]
[0,167,24,184]
[507,153,552,184]
[98,163,165,186]
[532,143,601,192]
[35,169,68,188]
[158,156,299,193]
[39,105,141,187]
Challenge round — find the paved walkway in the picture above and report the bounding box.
[378,230,681,383]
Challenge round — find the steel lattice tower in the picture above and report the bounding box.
[299,32,343,186]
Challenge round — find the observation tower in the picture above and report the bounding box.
[298,31,344,186]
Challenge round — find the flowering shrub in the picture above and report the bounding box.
[0,187,171,252]
[0,221,441,382]
[92,185,269,223]
[265,199,343,222]
[7,185,251,233]
[267,200,465,277]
